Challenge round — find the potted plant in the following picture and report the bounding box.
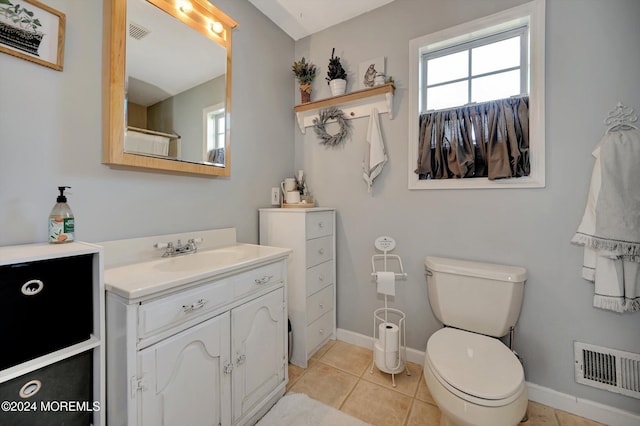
[0,0,44,56]
[326,48,347,96]
[292,57,317,104]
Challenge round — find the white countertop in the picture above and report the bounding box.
[0,241,101,265]
[104,243,291,300]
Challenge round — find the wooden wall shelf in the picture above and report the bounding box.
[294,83,395,133]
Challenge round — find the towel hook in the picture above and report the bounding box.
[605,102,638,133]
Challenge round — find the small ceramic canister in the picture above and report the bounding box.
[285,191,301,204]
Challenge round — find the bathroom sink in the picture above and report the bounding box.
[153,248,246,272]
[102,230,293,300]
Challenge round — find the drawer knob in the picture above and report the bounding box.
[21,279,44,296]
[19,380,42,398]
[255,275,273,285]
[318,248,324,255]
[319,329,325,335]
[318,222,324,228]
[318,274,325,282]
[182,298,207,313]
[319,303,324,309]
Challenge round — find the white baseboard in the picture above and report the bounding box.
[526,383,640,426]
[336,328,640,426]
[336,327,425,365]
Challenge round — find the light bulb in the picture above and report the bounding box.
[177,0,192,13]
[210,21,223,34]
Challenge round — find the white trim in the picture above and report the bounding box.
[336,327,640,426]
[336,328,425,366]
[407,0,545,190]
[527,383,640,426]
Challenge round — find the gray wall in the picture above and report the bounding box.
[0,0,294,246]
[1,0,638,417]
[294,0,640,415]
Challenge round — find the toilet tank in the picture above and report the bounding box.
[425,256,527,337]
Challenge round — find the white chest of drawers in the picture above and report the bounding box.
[259,208,336,368]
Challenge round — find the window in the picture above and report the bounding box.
[408,0,545,189]
[203,103,225,164]
[423,28,527,111]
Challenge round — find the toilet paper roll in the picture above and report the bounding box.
[378,322,399,352]
[374,340,400,372]
[376,271,395,296]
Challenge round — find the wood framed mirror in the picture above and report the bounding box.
[102,0,237,176]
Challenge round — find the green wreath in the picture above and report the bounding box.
[312,106,352,146]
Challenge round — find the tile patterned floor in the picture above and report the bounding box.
[286,340,605,426]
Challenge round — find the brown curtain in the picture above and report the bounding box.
[415,96,529,180]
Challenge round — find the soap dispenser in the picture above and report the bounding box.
[49,186,74,243]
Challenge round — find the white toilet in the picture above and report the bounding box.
[423,256,528,426]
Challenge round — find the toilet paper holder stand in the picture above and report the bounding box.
[370,235,407,280]
[370,236,410,387]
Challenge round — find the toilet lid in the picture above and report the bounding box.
[427,328,524,401]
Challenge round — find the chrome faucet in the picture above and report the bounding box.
[154,237,203,257]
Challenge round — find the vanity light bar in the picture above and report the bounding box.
[147,0,237,45]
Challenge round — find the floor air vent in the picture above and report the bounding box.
[574,342,640,399]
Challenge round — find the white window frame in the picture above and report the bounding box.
[408,0,545,189]
[203,102,225,162]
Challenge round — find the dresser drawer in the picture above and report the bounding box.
[305,211,333,240]
[306,285,334,325]
[306,236,333,268]
[0,351,92,426]
[232,261,284,298]
[306,260,333,296]
[138,278,233,338]
[0,254,93,370]
[305,310,333,355]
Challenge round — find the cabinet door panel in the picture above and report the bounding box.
[138,312,231,426]
[231,288,285,422]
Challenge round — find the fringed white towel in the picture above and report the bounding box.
[362,108,387,193]
[571,129,640,312]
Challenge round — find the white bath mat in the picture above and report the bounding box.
[257,393,371,426]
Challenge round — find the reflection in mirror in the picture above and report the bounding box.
[102,0,237,177]
[126,0,227,166]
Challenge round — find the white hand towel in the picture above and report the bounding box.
[362,108,388,193]
[572,129,640,312]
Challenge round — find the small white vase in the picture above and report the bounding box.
[329,79,347,96]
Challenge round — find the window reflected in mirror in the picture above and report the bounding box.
[204,103,225,165]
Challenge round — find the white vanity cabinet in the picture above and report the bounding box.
[105,256,289,426]
[138,311,231,426]
[259,208,336,368]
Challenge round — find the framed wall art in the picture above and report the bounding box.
[358,57,385,90]
[0,0,65,71]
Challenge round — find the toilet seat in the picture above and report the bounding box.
[426,328,525,407]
